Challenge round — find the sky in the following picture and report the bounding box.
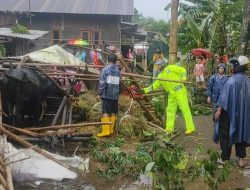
[134,0,171,20]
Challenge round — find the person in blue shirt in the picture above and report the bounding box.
[96,54,120,137]
[76,48,87,62]
[207,63,228,121]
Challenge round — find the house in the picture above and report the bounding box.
[0,0,134,56]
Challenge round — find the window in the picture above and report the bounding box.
[80,31,100,47]
[52,29,61,45]
[81,31,89,41]
[91,31,100,46]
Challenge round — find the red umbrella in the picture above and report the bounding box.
[192,48,213,58]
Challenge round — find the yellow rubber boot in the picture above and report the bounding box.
[97,117,110,137]
[109,116,116,134]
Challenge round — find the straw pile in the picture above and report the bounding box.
[75,93,149,137]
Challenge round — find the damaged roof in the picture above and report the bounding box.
[0,0,134,16]
[0,28,48,40]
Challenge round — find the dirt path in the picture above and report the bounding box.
[175,115,250,190]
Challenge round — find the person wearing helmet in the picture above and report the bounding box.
[143,57,195,135]
[207,63,228,121]
[214,56,250,168]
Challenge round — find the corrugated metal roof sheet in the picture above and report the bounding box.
[0,0,134,15]
[0,27,48,40]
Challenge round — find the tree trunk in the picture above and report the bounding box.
[169,0,179,64]
[239,0,250,55]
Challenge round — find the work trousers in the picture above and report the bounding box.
[166,90,195,132]
[219,110,246,161]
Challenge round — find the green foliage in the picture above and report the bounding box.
[150,97,166,117]
[92,137,232,189]
[92,139,152,179]
[189,149,231,190]
[11,24,29,34]
[178,0,244,54]
[132,8,169,36]
[0,44,6,57]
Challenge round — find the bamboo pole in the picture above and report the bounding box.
[48,72,192,84]
[147,122,165,133]
[2,62,106,68]
[61,104,68,125]
[52,96,68,126]
[0,164,5,177]
[142,92,165,97]
[2,136,14,190]
[0,127,71,170]
[68,105,73,125]
[0,93,14,190]
[24,122,112,132]
[3,124,38,137]
[0,173,6,189]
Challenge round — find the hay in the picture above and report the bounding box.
[119,95,143,118]
[117,114,147,137]
[74,91,102,122]
[77,91,97,111]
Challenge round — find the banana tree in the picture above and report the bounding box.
[176,0,243,54]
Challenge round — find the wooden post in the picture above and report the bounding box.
[169,0,179,64]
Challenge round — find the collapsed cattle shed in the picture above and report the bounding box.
[0,45,101,127]
[0,44,170,189]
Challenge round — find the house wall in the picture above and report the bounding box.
[0,13,16,27]
[20,13,121,52]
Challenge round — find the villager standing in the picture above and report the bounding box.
[193,56,206,89]
[96,54,120,137]
[126,48,135,71]
[214,56,250,167]
[207,63,228,121]
[152,48,165,78]
[144,57,195,135]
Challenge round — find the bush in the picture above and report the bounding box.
[11,24,29,34]
[0,45,6,57]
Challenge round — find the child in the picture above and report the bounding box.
[207,63,228,120]
[193,56,206,89]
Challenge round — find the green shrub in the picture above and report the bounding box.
[11,24,29,34]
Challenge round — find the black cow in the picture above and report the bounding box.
[0,68,57,126]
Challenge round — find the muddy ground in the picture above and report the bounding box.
[15,115,250,190]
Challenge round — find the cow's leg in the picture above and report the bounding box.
[39,100,47,122]
[7,102,15,125]
[14,104,24,126]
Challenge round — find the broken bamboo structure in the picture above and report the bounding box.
[48,72,192,84]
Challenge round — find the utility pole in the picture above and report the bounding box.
[169,0,179,64]
[29,0,32,26]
